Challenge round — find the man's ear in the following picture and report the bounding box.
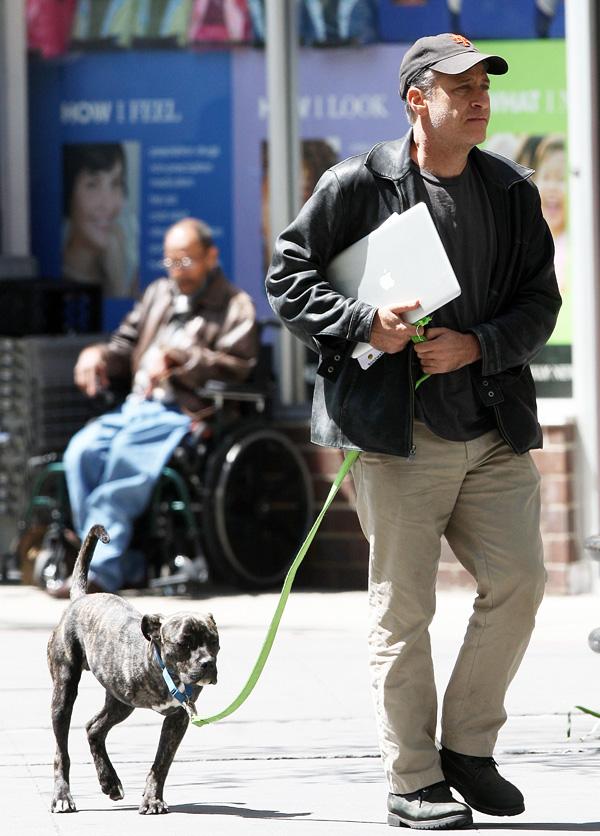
[206,244,219,270]
[406,86,426,120]
[141,614,164,643]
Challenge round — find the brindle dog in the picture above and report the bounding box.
[48,524,219,814]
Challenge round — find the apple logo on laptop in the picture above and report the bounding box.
[379,270,395,291]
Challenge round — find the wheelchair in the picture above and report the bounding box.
[14,330,314,593]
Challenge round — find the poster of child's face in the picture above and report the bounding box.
[485,130,569,364]
[532,135,566,245]
[62,142,140,299]
[485,132,567,290]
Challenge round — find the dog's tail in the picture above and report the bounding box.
[70,525,110,601]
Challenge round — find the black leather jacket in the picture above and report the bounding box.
[266,130,561,456]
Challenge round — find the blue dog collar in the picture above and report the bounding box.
[153,644,195,705]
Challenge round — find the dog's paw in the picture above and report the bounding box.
[139,797,169,815]
[105,781,124,801]
[94,760,124,800]
[51,791,77,813]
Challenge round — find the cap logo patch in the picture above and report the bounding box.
[450,34,472,47]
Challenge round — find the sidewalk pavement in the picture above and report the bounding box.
[1,582,600,835]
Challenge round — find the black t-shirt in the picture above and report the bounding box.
[411,159,498,441]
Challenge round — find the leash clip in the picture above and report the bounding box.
[411,315,432,344]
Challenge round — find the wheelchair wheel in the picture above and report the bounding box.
[32,522,78,590]
[202,424,313,589]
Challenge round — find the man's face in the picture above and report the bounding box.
[423,64,491,151]
[163,225,218,296]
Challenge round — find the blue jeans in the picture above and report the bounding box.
[63,397,191,591]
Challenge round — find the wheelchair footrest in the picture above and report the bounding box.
[148,554,209,589]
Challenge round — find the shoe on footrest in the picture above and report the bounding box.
[387,781,472,829]
[440,747,524,817]
[46,576,107,599]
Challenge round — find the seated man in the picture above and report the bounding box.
[48,217,258,597]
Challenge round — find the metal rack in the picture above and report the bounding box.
[0,334,103,554]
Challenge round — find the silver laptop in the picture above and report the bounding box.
[327,203,461,366]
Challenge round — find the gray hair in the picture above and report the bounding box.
[403,68,437,125]
[166,217,214,248]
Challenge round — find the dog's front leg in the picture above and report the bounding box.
[87,692,135,800]
[139,709,189,815]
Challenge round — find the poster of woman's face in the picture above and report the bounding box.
[261,137,339,272]
[62,142,140,299]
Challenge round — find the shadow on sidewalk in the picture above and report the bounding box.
[169,802,311,818]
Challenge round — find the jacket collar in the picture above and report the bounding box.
[365,131,413,182]
[365,128,533,190]
[472,146,534,190]
[168,267,230,315]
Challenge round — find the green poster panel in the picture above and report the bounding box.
[483,40,570,397]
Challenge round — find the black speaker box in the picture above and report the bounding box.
[0,279,102,336]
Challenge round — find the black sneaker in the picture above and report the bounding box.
[440,747,525,817]
[387,781,473,829]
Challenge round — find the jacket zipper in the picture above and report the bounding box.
[408,348,416,459]
[390,180,416,459]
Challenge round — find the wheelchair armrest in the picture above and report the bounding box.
[196,379,270,411]
[196,325,278,412]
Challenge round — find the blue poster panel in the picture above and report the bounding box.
[378,0,564,42]
[300,0,378,45]
[461,0,564,39]
[378,0,462,41]
[244,0,378,46]
[29,50,233,329]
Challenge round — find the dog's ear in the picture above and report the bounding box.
[141,614,164,643]
[205,612,217,631]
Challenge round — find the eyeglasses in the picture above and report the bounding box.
[162,256,195,270]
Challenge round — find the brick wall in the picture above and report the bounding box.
[531,423,578,593]
[277,419,578,594]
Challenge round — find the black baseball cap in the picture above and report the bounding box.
[399,33,508,100]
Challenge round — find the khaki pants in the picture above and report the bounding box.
[351,421,545,794]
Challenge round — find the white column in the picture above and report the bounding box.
[265,0,305,405]
[0,0,30,255]
[566,0,600,588]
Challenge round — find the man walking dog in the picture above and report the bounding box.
[267,34,560,828]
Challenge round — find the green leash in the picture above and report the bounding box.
[190,316,431,728]
[411,315,432,389]
[191,448,359,726]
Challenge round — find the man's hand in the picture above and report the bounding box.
[413,327,481,374]
[369,301,421,353]
[145,348,186,395]
[74,345,109,397]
